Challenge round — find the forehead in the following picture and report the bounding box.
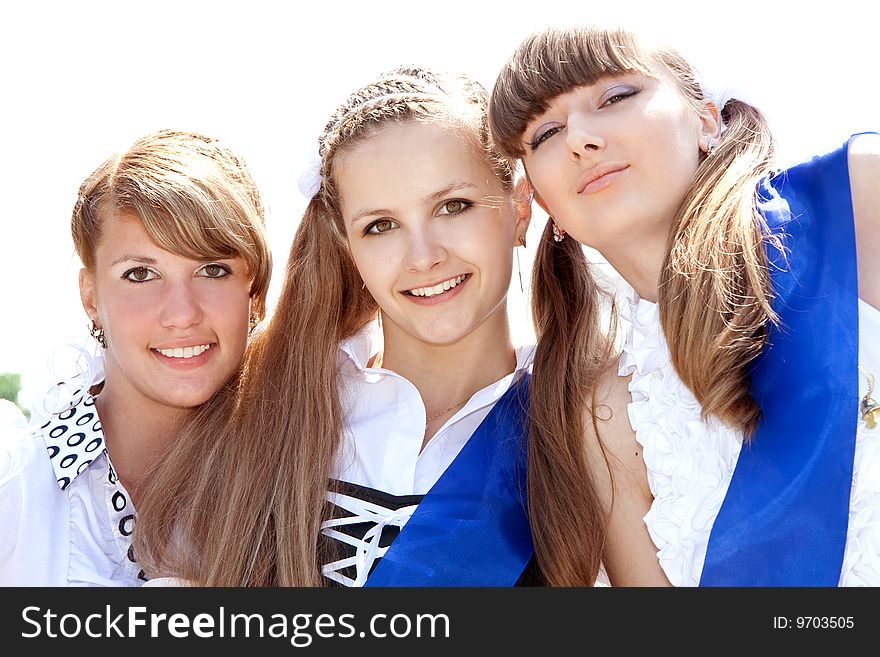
[335,122,501,209]
[95,212,152,249]
[90,212,168,264]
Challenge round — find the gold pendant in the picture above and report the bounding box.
[861,396,880,429]
[860,366,878,429]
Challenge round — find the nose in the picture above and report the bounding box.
[403,225,447,273]
[565,113,605,160]
[159,280,204,329]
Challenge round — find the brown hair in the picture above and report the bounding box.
[489,26,777,584]
[71,128,272,321]
[134,68,517,585]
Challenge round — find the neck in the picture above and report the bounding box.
[94,386,187,506]
[598,230,668,303]
[379,310,517,443]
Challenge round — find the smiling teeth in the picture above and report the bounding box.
[408,275,466,297]
[156,344,212,359]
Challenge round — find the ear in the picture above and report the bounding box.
[79,268,98,323]
[513,176,533,245]
[698,99,723,150]
[521,172,553,218]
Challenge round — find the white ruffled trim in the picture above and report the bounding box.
[620,295,742,587]
[840,300,880,586]
[840,422,880,585]
[622,295,880,586]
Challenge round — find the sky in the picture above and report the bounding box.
[1,0,877,412]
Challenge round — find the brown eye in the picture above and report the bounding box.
[365,219,398,235]
[530,126,561,150]
[199,263,230,278]
[439,200,470,215]
[123,266,155,283]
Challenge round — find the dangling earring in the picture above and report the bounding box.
[515,234,525,293]
[377,308,383,330]
[248,314,259,336]
[88,320,107,349]
[551,220,565,242]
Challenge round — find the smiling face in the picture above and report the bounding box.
[80,213,253,415]
[336,121,524,349]
[520,71,717,254]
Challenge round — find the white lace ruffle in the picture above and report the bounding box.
[840,300,880,585]
[620,295,880,586]
[619,297,742,586]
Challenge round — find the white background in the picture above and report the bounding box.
[1,0,877,411]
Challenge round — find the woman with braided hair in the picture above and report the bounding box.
[488,25,880,586]
[135,66,635,586]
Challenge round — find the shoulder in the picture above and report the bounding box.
[847,133,880,305]
[0,419,64,512]
[0,424,57,572]
[586,363,645,495]
[0,421,50,484]
[848,133,880,193]
[848,132,880,159]
[848,133,880,198]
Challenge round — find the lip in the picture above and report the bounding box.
[402,273,470,306]
[150,341,216,366]
[577,162,629,195]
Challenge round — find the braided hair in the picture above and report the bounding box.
[134,67,518,586]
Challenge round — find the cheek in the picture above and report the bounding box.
[208,284,252,324]
[94,285,153,334]
[526,153,564,199]
[470,224,515,281]
[348,241,399,287]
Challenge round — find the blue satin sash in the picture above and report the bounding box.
[366,373,533,586]
[701,138,860,585]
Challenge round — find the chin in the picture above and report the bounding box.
[416,326,473,347]
[159,387,218,410]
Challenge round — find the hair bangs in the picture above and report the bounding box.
[490,27,654,158]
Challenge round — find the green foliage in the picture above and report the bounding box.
[0,372,29,419]
[0,372,21,404]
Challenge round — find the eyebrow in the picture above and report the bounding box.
[110,255,158,267]
[347,181,478,227]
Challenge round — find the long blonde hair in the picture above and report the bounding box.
[489,26,777,585]
[134,67,517,586]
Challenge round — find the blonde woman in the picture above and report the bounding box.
[488,25,879,586]
[0,129,271,585]
[135,66,635,586]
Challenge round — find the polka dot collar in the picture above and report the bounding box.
[40,390,106,490]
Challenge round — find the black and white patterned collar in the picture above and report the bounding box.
[40,390,106,490]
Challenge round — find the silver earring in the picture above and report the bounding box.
[515,237,524,294]
[551,221,565,242]
[705,138,718,156]
[248,315,258,335]
[89,320,107,349]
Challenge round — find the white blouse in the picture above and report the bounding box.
[321,322,534,586]
[0,388,144,586]
[619,294,880,586]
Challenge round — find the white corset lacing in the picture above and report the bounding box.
[321,491,419,587]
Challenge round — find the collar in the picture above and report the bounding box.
[338,321,384,371]
[338,320,535,378]
[40,389,107,490]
